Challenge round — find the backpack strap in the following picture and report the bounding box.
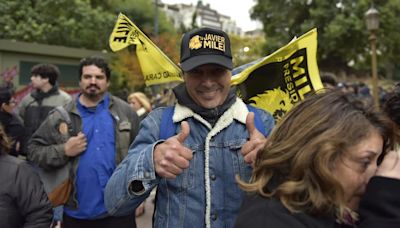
[246,104,267,137]
[54,106,76,137]
[159,106,176,140]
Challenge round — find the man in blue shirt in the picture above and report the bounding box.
[28,56,139,228]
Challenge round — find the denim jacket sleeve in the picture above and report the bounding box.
[257,108,275,137]
[105,107,165,216]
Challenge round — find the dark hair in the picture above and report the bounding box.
[0,88,12,106]
[383,85,400,128]
[30,64,60,86]
[78,56,111,80]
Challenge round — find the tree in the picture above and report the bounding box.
[230,34,266,67]
[0,0,115,50]
[251,0,400,78]
[0,0,180,93]
[107,0,180,92]
[0,0,176,50]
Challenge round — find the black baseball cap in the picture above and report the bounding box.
[180,27,232,72]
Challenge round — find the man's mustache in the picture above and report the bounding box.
[86,85,100,90]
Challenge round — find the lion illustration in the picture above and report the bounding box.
[249,87,294,122]
[189,35,202,49]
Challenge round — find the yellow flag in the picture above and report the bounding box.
[109,13,183,86]
[231,28,322,122]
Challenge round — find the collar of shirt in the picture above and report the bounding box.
[76,93,110,116]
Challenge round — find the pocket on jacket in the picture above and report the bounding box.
[229,143,252,182]
[172,144,199,192]
[116,121,132,159]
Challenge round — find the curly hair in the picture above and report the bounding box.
[78,56,111,80]
[238,90,394,221]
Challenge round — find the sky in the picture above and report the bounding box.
[160,0,261,32]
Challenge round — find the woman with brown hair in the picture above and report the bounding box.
[0,124,52,227]
[235,90,400,228]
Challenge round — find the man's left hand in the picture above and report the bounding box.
[241,112,267,166]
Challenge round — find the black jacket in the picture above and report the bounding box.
[235,176,400,228]
[0,111,27,156]
[358,176,400,228]
[235,194,348,228]
[0,154,52,228]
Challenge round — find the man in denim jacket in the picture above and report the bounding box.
[105,27,275,228]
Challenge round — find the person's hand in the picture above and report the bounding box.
[154,121,193,179]
[64,132,87,157]
[376,150,400,180]
[241,112,267,166]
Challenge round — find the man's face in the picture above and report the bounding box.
[184,64,231,109]
[79,65,109,100]
[31,75,49,90]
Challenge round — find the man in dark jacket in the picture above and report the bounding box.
[28,56,140,228]
[17,63,71,154]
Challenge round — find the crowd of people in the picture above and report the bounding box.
[0,27,399,228]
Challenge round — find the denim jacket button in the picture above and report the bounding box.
[211,213,217,221]
[210,174,216,181]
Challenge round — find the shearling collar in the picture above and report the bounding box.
[172,98,249,128]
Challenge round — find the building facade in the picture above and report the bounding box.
[0,39,108,90]
[159,1,242,36]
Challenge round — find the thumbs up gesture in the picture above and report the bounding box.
[154,121,193,179]
[241,112,267,166]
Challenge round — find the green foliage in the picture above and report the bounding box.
[0,0,179,93]
[0,0,115,50]
[112,0,175,37]
[252,0,400,77]
[0,0,176,50]
[230,35,266,67]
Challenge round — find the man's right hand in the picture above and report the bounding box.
[154,121,193,179]
[64,132,87,157]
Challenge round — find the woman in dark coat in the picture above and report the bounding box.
[0,124,52,227]
[0,87,27,156]
[235,90,400,228]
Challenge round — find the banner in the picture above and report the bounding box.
[231,28,322,122]
[109,13,183,86]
